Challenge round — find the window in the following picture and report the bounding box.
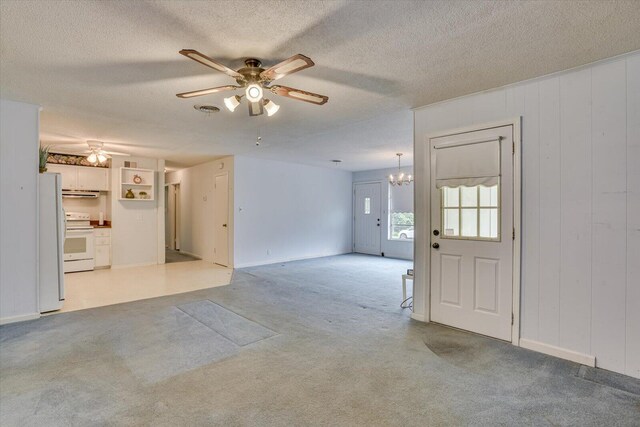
[364,197,371,214]
[442,185,499,240]
[389,183,414,240]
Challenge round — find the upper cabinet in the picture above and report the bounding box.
[77,167,109,191]
[46,163,110,191]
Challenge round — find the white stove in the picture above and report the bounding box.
[64,212,95,273]
[66,211,92,229]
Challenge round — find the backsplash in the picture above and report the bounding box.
[63,193,110,221]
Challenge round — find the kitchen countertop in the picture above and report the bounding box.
[90,220,112,228]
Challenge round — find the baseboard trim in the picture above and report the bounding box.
[235,251,352,269]
[0,312,40,325]
[410,312,427,322]
[176,250,202,260]
[519,338,596,367]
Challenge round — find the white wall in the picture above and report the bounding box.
[110,156,165,267]
[0,99,40,324]
[413,51,640,378]
[353,167,414,260]
[234,156,353,268]
[165,156,234,265]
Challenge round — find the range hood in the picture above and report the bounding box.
[62,190,99,199]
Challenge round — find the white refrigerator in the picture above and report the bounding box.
[39,172,65,312]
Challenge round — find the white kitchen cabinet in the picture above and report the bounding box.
[94,228,111,268]
[77,167,109,191]
[46,163,110,191]
[46,163,77,190]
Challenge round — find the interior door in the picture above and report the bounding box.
[430,125,514,341]
[174,184,181,251]
[354,182,381,255]
[213,173,229,266]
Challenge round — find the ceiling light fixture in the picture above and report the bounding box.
[97,152,108,164]
[223,95,241,112]
[245,83,263,102]
[389,153,413,186]
[263,99,280,116]
[85,140,113,165]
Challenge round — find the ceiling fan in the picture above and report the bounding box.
[176,50,329,117]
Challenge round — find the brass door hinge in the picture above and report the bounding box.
[512,228,515,240]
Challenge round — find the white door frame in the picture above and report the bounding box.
[418,118,522,345]
[352,181,383,255]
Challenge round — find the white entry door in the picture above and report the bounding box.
[213,173,229,266]
[430,125,514,341]
[354,182,381,255]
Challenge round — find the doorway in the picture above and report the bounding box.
[429,124,518,341]
[354,182,381,255]
[213,173,229,267]
[165,182,181,251]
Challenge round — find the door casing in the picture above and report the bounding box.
[417,118,522,346]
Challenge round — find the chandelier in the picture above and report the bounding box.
[389,153,413,186]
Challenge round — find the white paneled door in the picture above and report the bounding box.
[213,173,229,267]
[430,125,514,341]
[354,182,381,255]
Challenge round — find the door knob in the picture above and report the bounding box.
[432,243,439,249]
[433,229,440,236]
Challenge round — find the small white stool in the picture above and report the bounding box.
[402,274,414,302]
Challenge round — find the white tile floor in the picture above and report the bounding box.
[59,261,233,313]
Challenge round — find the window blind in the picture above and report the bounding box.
[434,137,501,188]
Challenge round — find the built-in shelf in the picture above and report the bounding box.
[121,182,153,186]
[119,167,155,201]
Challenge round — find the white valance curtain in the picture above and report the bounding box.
[434,137,501,188]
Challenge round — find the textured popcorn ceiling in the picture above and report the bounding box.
[1,0,639,170]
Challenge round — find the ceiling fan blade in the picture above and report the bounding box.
[179,49,243,79]
[248,101,264,117]
[49,146,90,154]
[269,85,328,105]
[260,54,315,81]
[176,85,239,98]
[104,150,130,157]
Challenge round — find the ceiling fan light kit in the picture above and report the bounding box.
[223,95,242,112]
[176,50,328,117]
[263,99,280,116]
[86,140,110,165]
[245,84,263,102]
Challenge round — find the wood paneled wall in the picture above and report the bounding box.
[413,52,640,378]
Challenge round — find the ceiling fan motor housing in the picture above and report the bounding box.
[236,58,266,85]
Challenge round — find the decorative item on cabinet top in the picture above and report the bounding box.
[47,152,109,168]
[39,146,50,173]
